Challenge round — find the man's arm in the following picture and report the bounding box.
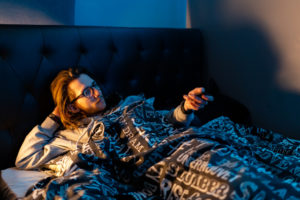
[166,101,195,127]
[167,87,214,127]
[15,108,75,170]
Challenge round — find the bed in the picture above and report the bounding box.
[0,25,299,199]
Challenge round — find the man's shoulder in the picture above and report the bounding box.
[120,94,145,106]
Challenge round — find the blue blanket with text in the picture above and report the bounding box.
[24,99,300,200]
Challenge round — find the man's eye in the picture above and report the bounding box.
[83,88,93,97]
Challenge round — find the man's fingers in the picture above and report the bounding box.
[183,88,214,111]
[190,99,201,110]
[187,101,199,111]
[188,93,204,104]
[188,87,205,96]
[183,94,188,101]
[201,94,214,102]
[185,95,206,110]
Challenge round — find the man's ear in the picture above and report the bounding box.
[67,104,80,113]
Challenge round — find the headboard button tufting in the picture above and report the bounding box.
[41,47,51,57]
[79,46,87,54]
[0,49,8,60]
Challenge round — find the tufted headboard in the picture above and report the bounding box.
[0,25,206,169]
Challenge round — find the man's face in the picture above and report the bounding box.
[68,74,106,115]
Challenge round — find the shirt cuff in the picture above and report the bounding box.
[180,100,194,115]
[41,116,61,131]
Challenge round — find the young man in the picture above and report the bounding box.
[15,68,213,171]
[15,68,300,199]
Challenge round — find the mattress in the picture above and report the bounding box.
[1,168,49,198]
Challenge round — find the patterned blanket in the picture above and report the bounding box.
[24,99,300,199]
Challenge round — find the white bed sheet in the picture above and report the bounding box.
[1,167,49,198]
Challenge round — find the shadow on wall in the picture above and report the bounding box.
[0,0,74,25]
[188,1,300,139]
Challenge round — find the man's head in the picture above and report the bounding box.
[50,68,106,129]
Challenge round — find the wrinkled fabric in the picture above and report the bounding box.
[24,100,300,200]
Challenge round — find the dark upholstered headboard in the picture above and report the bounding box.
[0,25,206,169]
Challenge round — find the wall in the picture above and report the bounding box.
[187,0,300,139]
[0,0,74,25]
[0,0,186,27]
[75,0,186,28]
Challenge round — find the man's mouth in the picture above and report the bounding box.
[96,96,104,104]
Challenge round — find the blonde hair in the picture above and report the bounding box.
[50,68,87,129]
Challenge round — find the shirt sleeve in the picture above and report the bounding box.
[166,102,194,127]
[15,117,75,170]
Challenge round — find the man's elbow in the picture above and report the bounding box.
[15,157,37,170]
[15,159,29,169]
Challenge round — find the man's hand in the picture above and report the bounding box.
[52,106,60,118]
[183,87,214,112]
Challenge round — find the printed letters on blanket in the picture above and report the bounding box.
[25,98,300,199]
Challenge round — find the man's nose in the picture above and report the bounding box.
[93,87,100,98]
